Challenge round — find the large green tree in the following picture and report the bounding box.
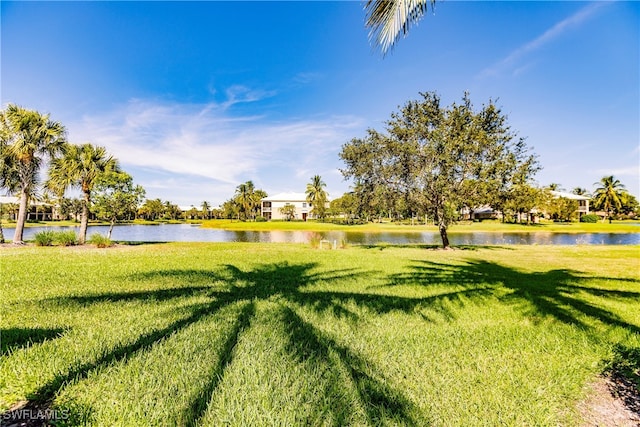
[306,175,329,220]
[91,171,145,238]
[47,143,119,243]
[0,105,66,243]
[506,184,545,224]
[341,92,538,248]
[592,176,626,223]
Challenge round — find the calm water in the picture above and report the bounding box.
[18,224,640,245]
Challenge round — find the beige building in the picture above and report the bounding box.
[261,192,330,221]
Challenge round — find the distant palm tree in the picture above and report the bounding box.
[235,181,255,220]
[47,143,118,243]
[365,0,436,54]
[0,104,66,243]
[201,201,211,220]
[252,189,268,219]
[593,176,625,223]
[306,175,328,220]
[572,187,589,196]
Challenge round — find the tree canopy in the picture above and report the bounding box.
[92,171,146,238]
[592,176,626,223]
[306,175,329,220]
[0,104,66,243]
[340,92,539,248]
[47,143,119,243]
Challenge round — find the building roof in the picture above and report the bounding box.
[262,192,308,202]
[0,196,19,204]
[550,190,590,200]
[0,196,54,206]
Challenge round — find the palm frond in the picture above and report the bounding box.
[365,0,435,54]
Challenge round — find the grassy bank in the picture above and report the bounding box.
[1,243,638,425]
[201,218,640,233]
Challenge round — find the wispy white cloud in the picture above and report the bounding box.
[595,165,640,178]
[221,85,277,109]
[479,2,609,79]
[67,98,364,204]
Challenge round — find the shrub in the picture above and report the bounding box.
[307,232,323,249]
[255,216,267,222]
[54,231,78,246]
[88,233,112,248]
[580,214,599,223]
[34,230,56,246]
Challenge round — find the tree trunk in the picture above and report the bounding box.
[439,223,450,249]
[108,218,115,240]
[79,191,90,244]
[13,189,29,244]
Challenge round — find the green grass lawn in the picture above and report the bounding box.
[1,243,638,425]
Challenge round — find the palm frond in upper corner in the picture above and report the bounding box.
[365,0,436,54]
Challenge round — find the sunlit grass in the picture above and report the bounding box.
[1,243,638,425]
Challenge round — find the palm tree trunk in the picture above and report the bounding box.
[0,212,5,244]
[108,218,115,240]
[13,189,29,244]
[79,191,90,244]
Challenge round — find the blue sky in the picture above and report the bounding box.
[2,1,638,207]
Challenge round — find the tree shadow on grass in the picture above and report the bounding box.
[13,257,632,425]
[7,261,478,425]
[181,301,256,427]
[281,306,421,426]
[1,327,68,356]
[387,259,640,333]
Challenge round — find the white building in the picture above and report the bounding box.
[261,192,329,221]
[550,191,590,217]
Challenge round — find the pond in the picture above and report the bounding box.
[17,224,640,245]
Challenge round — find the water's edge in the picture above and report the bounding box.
[16,224,640,245]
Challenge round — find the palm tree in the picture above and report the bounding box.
[365,0,436,54]
[0,136,20,243]
[235,181,255,221]
[306,175,328,220]
[572,187,589,196]
[47,143,119,243]
[201,201,211,220]
[252,189,268,219]
[0,104,66,243]
[593,176,625,223]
